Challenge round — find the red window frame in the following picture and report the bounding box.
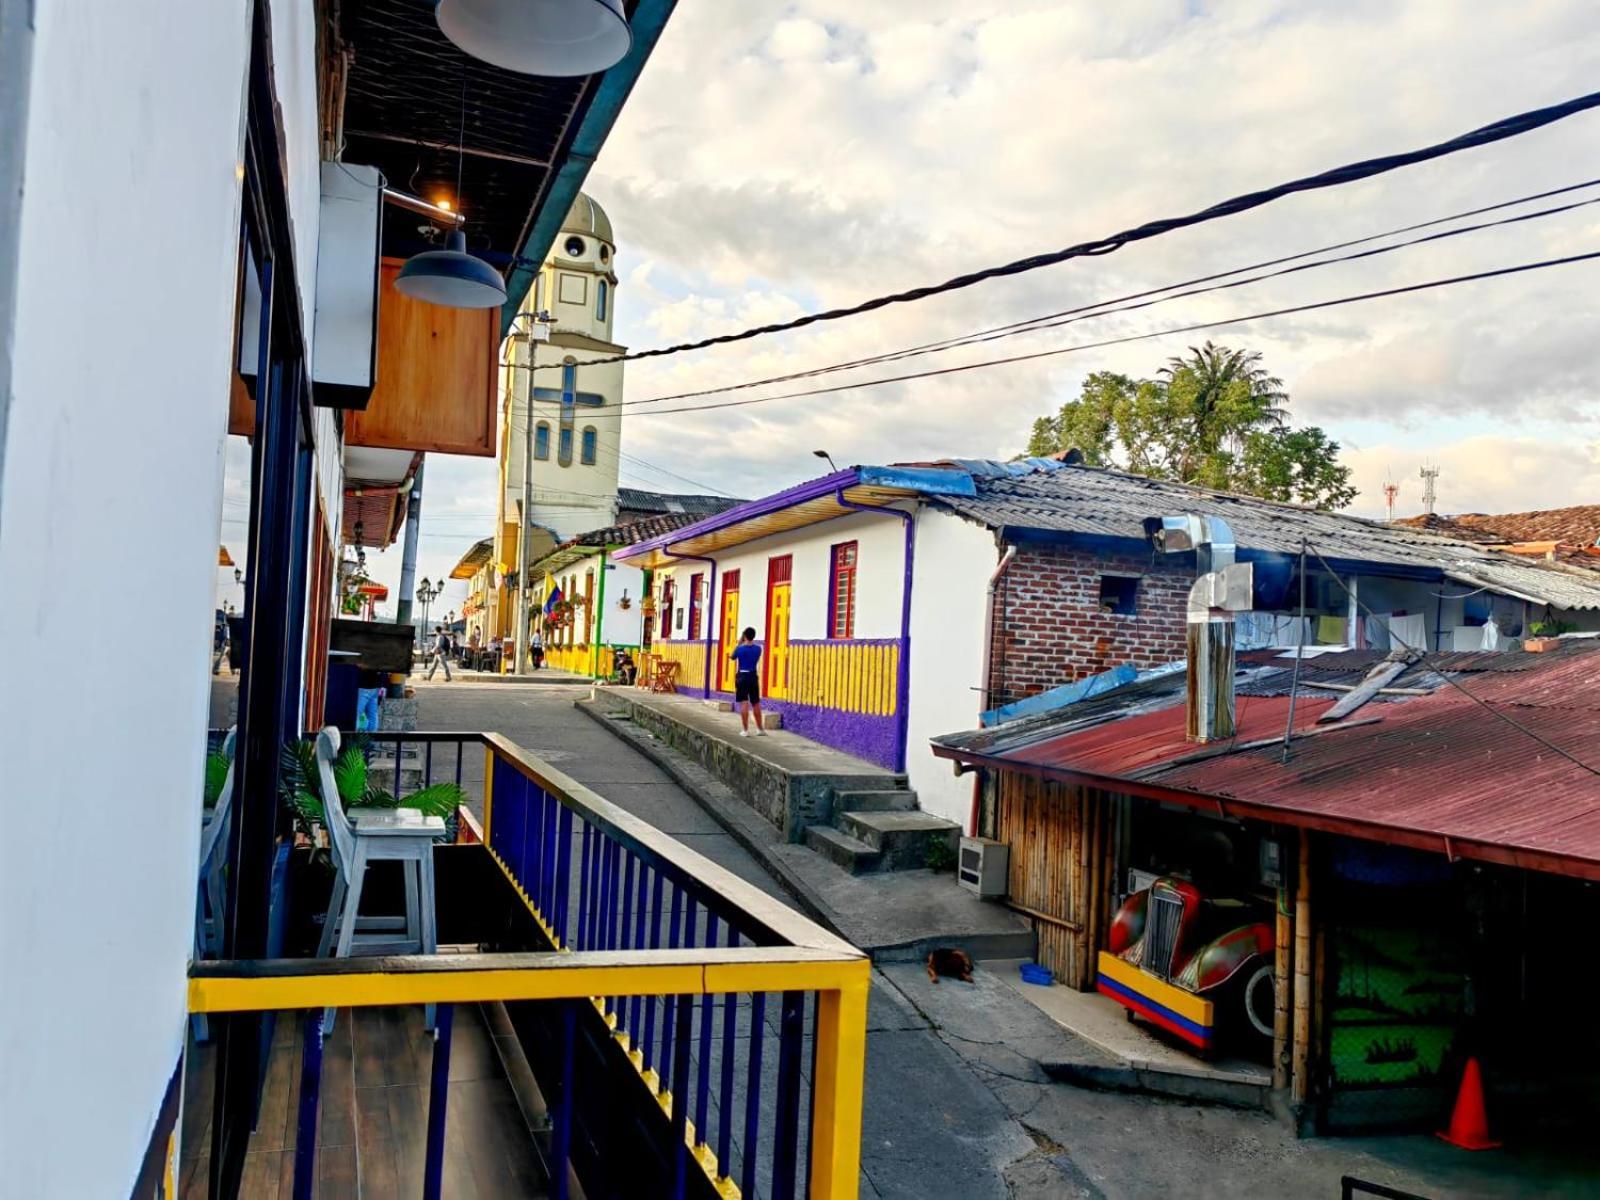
[661,578,675,638]
[828,541,858,640]
[687,572,704,640]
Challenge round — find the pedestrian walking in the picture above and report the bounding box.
[531,629,545,670]
[425,625,453,681]
[728,627,766,736]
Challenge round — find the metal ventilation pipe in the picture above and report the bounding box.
[1145,515,1254,742]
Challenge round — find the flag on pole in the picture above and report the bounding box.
[543,576,563,614]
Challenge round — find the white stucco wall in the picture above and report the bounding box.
[601,560,646,645]
[271,0,322,352]
[652,507,910,649]
[0,1,256,1194]
[905,510,997,826]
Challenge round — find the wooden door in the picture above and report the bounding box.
[765,556,793,699]
[718,570,741,690]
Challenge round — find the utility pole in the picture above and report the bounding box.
[514,310,555,674]
[396,461,425,643]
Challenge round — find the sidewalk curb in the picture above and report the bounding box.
[576,696,1283,1115]
[574,696,857,937]
[1040,1058,1273,1111]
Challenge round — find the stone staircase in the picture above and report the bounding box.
[803,786,962,874]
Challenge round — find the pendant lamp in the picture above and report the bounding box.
[395,228,508,309]
[437,0,631,77]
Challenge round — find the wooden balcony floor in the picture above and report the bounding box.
[179,1005,546,1198]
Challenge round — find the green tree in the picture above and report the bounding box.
[1023,342,1355,510]
[1237,426,1358,509]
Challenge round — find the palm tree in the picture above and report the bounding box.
[1159,342,1288,483]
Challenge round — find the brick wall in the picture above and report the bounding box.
[989,543,1193,703]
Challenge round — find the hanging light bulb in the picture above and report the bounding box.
[395,228,507,309]
[396,76,508,309]
[437,0,631,77]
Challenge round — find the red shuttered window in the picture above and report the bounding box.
[829,541,858,639]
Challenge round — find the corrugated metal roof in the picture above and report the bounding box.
[933,644,1600,880]
[615,488,744,518]
[931,463,1600,610]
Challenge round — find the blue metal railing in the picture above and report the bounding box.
[487,747,827,1199]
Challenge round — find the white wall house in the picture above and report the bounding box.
[618,460,1600,835]
[0,1,330,1194]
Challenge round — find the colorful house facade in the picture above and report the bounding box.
[527,515,688,676]
[617,459,1600,830]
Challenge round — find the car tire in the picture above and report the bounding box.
[1242,962,1276,1040]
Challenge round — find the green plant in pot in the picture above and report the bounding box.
[279,733,465,846]
[203,750,231,809]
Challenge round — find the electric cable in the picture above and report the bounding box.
[573,90,1600,365]
[1302,542,1600,778]
[626,248,1600,419]
[609,187,1600,410]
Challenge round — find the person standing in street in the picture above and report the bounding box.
[425,625,452,681]
[729,627,766,736]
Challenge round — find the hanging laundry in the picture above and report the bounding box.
[1363,613,1392,651]
[1316,615,1349,645]
[1386,612,1427,652]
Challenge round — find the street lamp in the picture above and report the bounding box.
[233,568,243,586]
[813,449,839,473]
[416,577,443,649]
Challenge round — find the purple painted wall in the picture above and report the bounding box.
[681,683,901,770]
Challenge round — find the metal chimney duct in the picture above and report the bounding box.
[1145,515,1254,742]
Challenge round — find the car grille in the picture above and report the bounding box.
[1142,890,1184,980]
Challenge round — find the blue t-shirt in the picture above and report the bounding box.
[731,642,762,674]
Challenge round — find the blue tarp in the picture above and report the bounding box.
[980,663,1139,727]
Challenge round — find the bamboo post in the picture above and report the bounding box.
[1272,872,1292,1091]
[1291,829,1313,1106]
[1085,792,1103,990]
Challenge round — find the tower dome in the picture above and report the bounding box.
[559,193,613,250]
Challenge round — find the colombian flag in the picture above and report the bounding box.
[543,576,563,614]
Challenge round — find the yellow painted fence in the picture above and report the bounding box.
[785,640,899,715]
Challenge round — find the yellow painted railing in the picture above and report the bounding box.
[652,639,707,691]
[786,640,899,716]
[545,644,591,674]
[189,731,868,1199]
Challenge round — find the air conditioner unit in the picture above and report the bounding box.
[957,837,1008,898]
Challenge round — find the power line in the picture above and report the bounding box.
[627,248,1600,419]
[1303,542,1600,779]
[578,89,1600,365]
[615,184,1600,410]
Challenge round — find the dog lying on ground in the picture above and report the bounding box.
[926,947,974,984]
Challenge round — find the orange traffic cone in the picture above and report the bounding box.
[1437,1057,1500,1150]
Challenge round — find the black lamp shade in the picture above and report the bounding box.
[437,0,631,77]
[395,230,508,309]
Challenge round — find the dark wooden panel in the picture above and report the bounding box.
[329,616,416,673]
[343,259,496,457]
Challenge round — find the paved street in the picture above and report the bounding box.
[399,679,1584,1200]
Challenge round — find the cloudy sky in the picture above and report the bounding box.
[225,1,1600,617]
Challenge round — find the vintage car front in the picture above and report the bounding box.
[1096,876,1275,1054]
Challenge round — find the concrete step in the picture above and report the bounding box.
[837,810,960,871]
[832,788,918,813]
[804,824,883,874]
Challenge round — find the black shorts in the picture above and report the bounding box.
[735,671,761,704]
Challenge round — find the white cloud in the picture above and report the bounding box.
[1344,435,1600,520]
[401,1,1600,540]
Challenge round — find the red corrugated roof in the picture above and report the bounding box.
[955,648,1600,880]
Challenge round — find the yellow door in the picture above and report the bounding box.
[766,587,791,699]
[719,574,741,691]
